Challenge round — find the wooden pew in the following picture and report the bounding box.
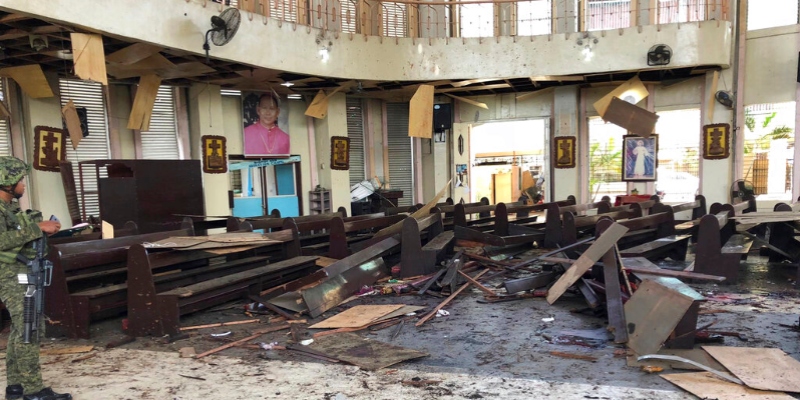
[768,203,800,283]
[614,208,691,261]
[125,228,313,337]
[559,205,640,247]
[241,208,348,232]
[326,214,407,259]
[48,221,140,245]
[399,213,455,278]
[45,220,195,339]
[694,208,752,283]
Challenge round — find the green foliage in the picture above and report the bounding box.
[588,138,622,202]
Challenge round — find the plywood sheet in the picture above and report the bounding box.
[70,33,107,85]
[661,372,794,399]
[127,74,162,131]
[106,43,164,65]
[546,222,629,304]
[305,90,329,119]
[408,84,434,138]
[0,64,54,98]
[375,305,425,321]
[592,76,648,117]
[61,100,83,150]
[106,53,177,79]
[309,305,405,329]
[624,279,694,355]
[309,332,428,370]
[702,346,800,393]
[603,97,659,137]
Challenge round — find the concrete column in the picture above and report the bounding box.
[188,83,229,217]
[553,86,580,201]
[701,70,734,206]
[107,84,135,159]
[553,0,578,34]
[313,92,350,212]
[20,85,70,222]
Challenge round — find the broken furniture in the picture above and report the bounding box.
[614,207,691,261]
[45,222,195,339]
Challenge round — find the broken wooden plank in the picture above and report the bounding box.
[457,270,495,296]
[195,324,290,359]
[546,222,629,304]
[601,243,628,344]
[503,272,555,294]
[416,269,489,327]
[309,305,405,329]
[180,319,260,331]
[624,279,696,355]
[661,372,795,400]
[539,256,726,282]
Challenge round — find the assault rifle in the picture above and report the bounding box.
[17,236,52,343]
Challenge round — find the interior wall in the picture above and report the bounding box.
[108,84,136,159]
[744,25,800,105]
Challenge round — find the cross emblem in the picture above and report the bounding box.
[40,130,61,167]
[207,139,224,168]
[708,127,724,155]
[558,139,572,165]
[333,140,347,166]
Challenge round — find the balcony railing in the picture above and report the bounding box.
[207,0,729,39]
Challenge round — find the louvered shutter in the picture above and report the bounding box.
[140,86,179,160]
[341,0,358,33]
[0,79,12,156]
[386,102,413,206]
[346,98,366,187]
[58,79,111,220]
[383,2,407,37]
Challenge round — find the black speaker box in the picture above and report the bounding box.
[433,103,452,132]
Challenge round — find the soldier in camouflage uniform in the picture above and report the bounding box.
[0,157,70,400]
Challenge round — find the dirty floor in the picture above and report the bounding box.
[2,249,800,400]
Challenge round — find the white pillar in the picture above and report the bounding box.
[188,83,229,217]
[553,86,580,201]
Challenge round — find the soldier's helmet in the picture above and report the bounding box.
[0,156,30,186]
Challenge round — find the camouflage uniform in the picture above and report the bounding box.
[0,157,45,394]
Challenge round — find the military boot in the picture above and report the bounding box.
[5,384,23,400]
[21,388,71,400]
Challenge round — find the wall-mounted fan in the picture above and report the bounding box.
[647,44,672,66]
[715,90,734,108]
[730,179,755,203]
[203,8,241,62]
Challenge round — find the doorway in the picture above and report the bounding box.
[469,119,548,204]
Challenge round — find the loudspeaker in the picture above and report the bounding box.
[433,103,452,132]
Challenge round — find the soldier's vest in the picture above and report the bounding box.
[0,207,41,265]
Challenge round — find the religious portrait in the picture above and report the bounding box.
[33,126,67,172]
[553,136,576,169]
[702,123,730,160]
[622,135,658,182]
[202,135,228,174]
[330,136,350,171]
[242,91,290,158]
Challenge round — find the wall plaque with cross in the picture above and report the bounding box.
[553,136,576,169]
[330,136,350,171]
[33,126,67,172]
[202,135,228,174]
[702,123,730,160]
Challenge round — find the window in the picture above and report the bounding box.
[748,0,798,30]
[517,0,552,36]
[657,0,707,24]
[58,79,111,220]
[654,109,700,203]
[588,117,626,201]
[341,0,358,33]
[742,102,795,200]
[0,79,12,157]
[139,86,180,160]
[383,2,408,37]
[586,0,630,31]
[460,3,494,37]
[346,98,366,187]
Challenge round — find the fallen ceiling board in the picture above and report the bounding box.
[593,75,648,117]
[624,279,695,356]
[70,33,108,85]
[0,64,54,98]
[61,100,83,150]
[702,346,800,393]
[304,90,329,119]
[106,43,164,65]
[309,332,428,370]
[375,305,425,321]
[309,304,405,329]
[302,258,389,318]
[546,222,629,304]
[661,372,794,400]
[408,84,434,138]
[127,74,162,131]
[602,97,659,137]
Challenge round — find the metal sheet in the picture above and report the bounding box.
[302,258,388,318]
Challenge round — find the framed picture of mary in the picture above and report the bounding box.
[622,134,658,182]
